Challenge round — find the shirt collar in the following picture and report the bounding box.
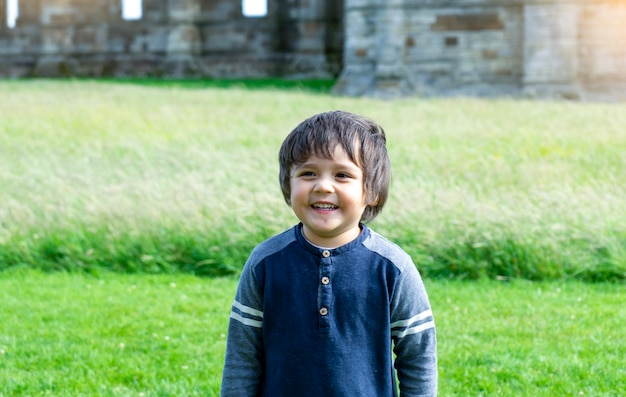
[294,223,370,257]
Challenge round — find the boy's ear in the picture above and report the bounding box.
[367,195,379,206]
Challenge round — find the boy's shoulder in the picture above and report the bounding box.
[246,226,298,265]
[364,228,414,272]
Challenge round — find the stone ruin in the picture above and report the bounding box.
[0,0,344,79]
[336,0,626,100]
[1,0,626,100]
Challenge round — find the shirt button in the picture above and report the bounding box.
[321,276,330,285]
[322,250,331,258]
[319,307,328,316]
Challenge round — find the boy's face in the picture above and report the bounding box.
[289,145,369,248]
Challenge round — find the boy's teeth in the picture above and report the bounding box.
[313,203,337,210]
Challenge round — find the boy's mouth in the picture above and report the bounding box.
[311,203,338,210]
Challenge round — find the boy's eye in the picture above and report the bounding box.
[336,173,352,179]
[297,171,315,177]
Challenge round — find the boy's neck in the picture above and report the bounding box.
[300,224,363,249]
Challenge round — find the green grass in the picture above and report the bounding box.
[0,270,623,396]
[1,79,625,281]
[103,77,336,92]
[1,80,623,396]
[0,269,229,396]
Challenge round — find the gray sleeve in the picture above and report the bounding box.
[390,261,438,397]
[220,260,264,397]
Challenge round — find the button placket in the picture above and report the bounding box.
[318,250,333,333]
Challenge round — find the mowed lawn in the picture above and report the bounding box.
[0,270,624,396]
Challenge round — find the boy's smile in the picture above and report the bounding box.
[289,146,370,248]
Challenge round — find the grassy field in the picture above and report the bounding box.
[1,80,625,395]
[1,79,625,280]
[0,269,624,396]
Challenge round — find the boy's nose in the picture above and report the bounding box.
[314,177,334,193]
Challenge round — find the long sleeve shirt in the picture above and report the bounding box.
[221,223,437,397]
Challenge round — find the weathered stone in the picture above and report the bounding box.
[0,0,342,80]
[337,0,626,100]
[1,0,625,100]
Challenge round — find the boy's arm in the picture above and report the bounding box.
[220,262,264,397]
[391,263,438,397]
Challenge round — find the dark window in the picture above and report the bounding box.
[445,37,458,47]
[432,14,504,32]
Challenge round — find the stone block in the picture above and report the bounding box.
[523,3,579,84]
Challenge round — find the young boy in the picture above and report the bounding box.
[220,110,437,396]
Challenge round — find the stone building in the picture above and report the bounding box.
[1,0,625,100]
[0,0,344,79]
[335,0,626,100]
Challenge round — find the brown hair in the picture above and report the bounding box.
[278,110,391,223]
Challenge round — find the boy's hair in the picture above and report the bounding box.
[278,110,391,223]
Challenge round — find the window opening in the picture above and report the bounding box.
[6,0,18,28]
[122,0,142,20]
[445,37,458,47]
[242,0,267,18]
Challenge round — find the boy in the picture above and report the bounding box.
[220,110,437,396]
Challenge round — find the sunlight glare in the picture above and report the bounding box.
[7,0,18,28]
[122,0,142,20]
[242,0,267,17]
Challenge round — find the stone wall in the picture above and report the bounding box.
[0,0,343,79]
[334,0,626,100]
[2,0,626,100]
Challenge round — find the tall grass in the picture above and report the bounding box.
[1,80,625,281]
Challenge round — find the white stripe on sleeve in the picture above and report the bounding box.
[391,309,434,339]
[233,300,264,318]
[391,320,435,339]
[230,311,263,328]
[390,309,432,329]
[230,300,263,328]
